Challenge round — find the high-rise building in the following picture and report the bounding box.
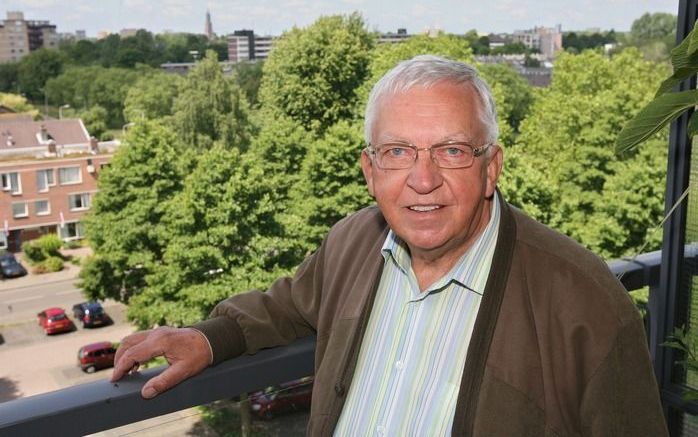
[205,10,214,40]
[0,11,57,63]
[512,25,562,59]
[227,30,275,63]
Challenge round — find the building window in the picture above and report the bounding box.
[1,172,22,194]
[35,199,50,216]
[60,221,84,240]
[12,202,28,218]
[0,232,7,250]
[68,193,91,210]
[36,169,55,192]
[58,167,81,185]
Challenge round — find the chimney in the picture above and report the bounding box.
[89,136,99,154]
[40,125,49,142]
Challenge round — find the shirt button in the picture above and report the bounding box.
[395,360,404,370]
[377,425,385,435]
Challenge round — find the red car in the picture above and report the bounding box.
[250,377,313,419]
[78,341,117,373]
[37,307,73,335]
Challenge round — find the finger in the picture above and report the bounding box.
[140,360,198,399]
[111,334,163,382]
[113,330,150,367]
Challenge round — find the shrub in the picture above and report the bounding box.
[35,234,62,257]
[43,256,64,272]
[70,256,81,266]
[22,241,46,264]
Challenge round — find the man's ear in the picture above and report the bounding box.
[485,145,503,198]
[361,150,375,198]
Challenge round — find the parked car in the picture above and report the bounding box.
[77,341,117,373]
[37,307,73,335]
[0,252,27,278]
[250,377,313,419]
[72,301,110,328]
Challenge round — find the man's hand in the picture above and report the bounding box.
[111,327,212,399]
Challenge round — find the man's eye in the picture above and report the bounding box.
[445,147,465,156]
[386,147,409,157]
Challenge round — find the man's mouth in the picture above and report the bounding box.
[408,205,441,212]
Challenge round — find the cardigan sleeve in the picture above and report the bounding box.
[191,241,326,366]
[579,317,668,436]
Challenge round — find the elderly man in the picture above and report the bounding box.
[112,55,667,436]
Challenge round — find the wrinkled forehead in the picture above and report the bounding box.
[371,82,487,141]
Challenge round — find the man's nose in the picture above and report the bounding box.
[406,149,443,193]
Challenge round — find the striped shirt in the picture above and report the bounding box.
[334,196,501,436]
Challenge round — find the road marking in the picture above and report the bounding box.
[57,290,79,296]
[7,295,43,304]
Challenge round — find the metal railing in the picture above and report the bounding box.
[0,251,663,436]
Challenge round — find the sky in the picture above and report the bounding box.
[3,0,678,37]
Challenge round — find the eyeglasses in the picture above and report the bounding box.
[366,141,491,170]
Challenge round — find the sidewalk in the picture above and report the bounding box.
[0,247,92,292]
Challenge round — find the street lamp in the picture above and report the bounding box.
[59,104,70,120]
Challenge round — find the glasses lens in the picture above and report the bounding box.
[432,144,474,168]
[377,144,416,169]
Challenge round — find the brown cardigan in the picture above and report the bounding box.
[194,198,668,436]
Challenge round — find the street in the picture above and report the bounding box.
[0,277,85,325]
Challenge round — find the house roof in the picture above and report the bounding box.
[0,119,90,150]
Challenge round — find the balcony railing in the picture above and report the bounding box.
[0,250,663,436]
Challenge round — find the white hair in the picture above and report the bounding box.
[364,55,499,147]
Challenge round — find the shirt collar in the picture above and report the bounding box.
[381,195,501,295]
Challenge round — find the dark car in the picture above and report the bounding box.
[0,253,27,278]
[72,302,110,328]
[37,307,73,335]
[250,377,313,419]
[77,341,117,373]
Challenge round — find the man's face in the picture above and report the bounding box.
[361,82,503,262]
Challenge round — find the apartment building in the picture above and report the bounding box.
[226,30,276,64]
[0,11,58,63]
[0,118,115,251]
[512,25,562,59]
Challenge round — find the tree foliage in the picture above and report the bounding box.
[80,121,185,303]
[124,70,182,122]
[17,48,66,100]
[258,13,375,135]
[172,51,252,150]
[500,49,668,259]
[0,92,39,118]
[45,65,142,127]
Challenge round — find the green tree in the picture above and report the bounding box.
[629,12,677,43]
[172,50,252,150]
[0,63,19,93]
[500,49,668,259]
[234,61,264,107]
[284,121,373,253]
[624,12,677,61]
[0,92,39,117]
[127,145,286,327]
[17,49,66,100]
[478,63,534,136]
[80,121,185,303]
[45,65,141,127]
[258,13,375,135]
[123,70,181,122]
[79,105,108,139]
